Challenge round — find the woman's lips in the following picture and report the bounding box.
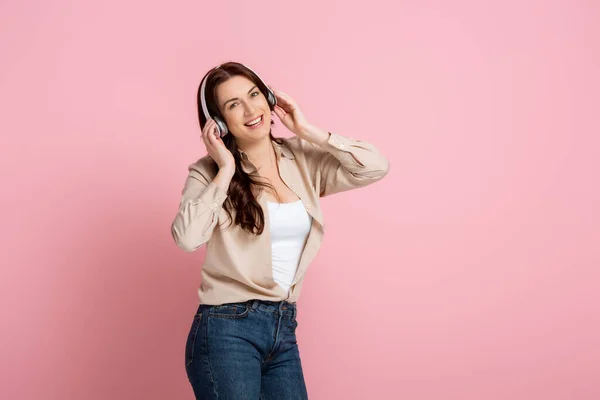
[245,115,264,129]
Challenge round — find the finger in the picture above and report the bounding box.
[204,124,219,147]
[275,100,293,114]
[214,132,226,148]
[204,118,216,132]
[212,125,220,139]
[203,118,214,134]
[273,106,284,120]
[272,88,294,103]
[212,125,224,144]
[202,131,210,149]
[202,122,214,145]
[205,130,217,156]
[211,124,220,139]
[273,92,295,110]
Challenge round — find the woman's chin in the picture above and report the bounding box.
[248,123,270,137]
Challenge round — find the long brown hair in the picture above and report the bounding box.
[197,61,283,235]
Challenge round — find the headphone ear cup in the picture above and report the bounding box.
[214,117,228,137]
[266,89,277,109]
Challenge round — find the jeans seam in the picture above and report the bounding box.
[261,310,284,368]
[186,314,202,367]
[204,310,219,398]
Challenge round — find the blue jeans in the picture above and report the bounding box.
[185,299,309,399]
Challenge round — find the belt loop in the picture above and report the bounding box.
[250,300,257,311]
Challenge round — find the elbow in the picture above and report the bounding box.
[362,156,390,181]
[178,241,203,253]
[378,156,390,178]
[171,223,206,252]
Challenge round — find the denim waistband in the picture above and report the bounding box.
[198,299,297,319]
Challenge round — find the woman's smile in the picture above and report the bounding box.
[244,114,264,129]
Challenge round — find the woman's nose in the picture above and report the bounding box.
[244,102,256,114]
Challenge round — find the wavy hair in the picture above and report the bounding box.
[197,61,284,235]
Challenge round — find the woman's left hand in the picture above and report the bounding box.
[270,87,311,137]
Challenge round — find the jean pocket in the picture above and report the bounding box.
[208,302,250,319]
[185,313,203,367]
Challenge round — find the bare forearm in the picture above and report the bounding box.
[212,167,234,192]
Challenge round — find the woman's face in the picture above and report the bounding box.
[215,75,272,141]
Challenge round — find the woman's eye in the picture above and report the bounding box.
[229,92,258,109]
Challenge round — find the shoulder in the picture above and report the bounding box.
[275,135,320,157]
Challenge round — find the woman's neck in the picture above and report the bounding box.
[238,137,276,170]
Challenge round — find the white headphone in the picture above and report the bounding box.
[198,63,277,137]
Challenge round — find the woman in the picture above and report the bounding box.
[171,61,390,399]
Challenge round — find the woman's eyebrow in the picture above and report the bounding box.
[222,85,257,108]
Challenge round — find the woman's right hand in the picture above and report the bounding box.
[202,118,235,173]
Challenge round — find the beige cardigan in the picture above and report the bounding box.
[171,132,390,305]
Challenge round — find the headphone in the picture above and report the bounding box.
[198,63,277,138]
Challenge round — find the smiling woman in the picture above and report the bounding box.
[172,61,390,399]
[196,63,283,235]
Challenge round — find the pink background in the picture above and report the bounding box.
[2,0,599,399]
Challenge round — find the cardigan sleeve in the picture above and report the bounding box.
[304,132,390,197]
[170,162,228,252]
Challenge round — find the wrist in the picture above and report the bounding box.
[301,124,330,146]
[218,165,235,178]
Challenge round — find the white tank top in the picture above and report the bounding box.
[267,199,313,295]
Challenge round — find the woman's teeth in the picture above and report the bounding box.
[245,116,262,126]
